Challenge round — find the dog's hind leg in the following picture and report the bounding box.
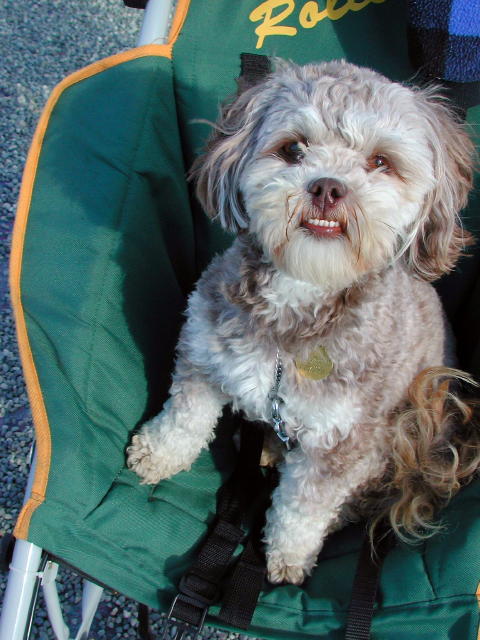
[127,372,227,485]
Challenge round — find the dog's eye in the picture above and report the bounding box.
[367,154,391,173]
[279,141,306,164]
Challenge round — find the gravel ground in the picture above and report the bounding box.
[0,2,252,638]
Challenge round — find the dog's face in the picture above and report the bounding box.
[194,60,474,290]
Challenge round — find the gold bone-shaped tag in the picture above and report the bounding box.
[295,346,333,380]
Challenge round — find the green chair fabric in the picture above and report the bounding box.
[13,1,480,638]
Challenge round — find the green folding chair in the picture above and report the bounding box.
[2,1,480,638]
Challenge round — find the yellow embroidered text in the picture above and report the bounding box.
[250,0,387,49]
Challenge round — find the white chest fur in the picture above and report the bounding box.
[182,284,361,451]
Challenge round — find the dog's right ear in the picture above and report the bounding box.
[191,55,272,233]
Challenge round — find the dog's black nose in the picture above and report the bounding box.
[307,178,348,210]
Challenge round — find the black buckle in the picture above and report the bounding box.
[160,593,208,640]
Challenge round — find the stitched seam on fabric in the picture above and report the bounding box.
[82,465,126,519]
[49,542,168,591]
[251,592,479,615]
[83,59,162,414]
[420,543,438,598]
[368,593,479,613]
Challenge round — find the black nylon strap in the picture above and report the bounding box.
[167,594,207,628]
[218,536,266,629]
[344,527,394,640]
[239,53,272,90]
[177,519,245,606]
[164,416,266,633]
[123,0,148,7]
[137,603,153,640]
[218,464,275,629]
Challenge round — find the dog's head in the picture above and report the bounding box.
[193,60,475,290]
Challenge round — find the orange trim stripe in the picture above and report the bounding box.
[168,0,191,51]
[10,35,186,539]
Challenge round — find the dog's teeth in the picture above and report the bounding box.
[307,218,340,228]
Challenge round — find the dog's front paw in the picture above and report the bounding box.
[126,433,188,484]
[266,550,308,585]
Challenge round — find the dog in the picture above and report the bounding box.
[127,59,479,585]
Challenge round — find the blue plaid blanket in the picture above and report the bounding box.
[407,0,480,84]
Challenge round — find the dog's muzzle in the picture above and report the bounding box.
[301,178,348,238]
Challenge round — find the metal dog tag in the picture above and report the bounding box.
[295,346,333,380]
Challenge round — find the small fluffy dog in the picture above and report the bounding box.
[128,60,480,585]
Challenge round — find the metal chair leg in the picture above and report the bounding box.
[74,579,104,640]
[136,0,176,46]
[0,539,45,640]
[42,561,70,640]
[42,562,104,640]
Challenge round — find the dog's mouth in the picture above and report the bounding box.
[301,216,344,238]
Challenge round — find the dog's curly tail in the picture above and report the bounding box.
[370,366,480,544]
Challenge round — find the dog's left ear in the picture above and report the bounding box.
[407,90,476,281]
